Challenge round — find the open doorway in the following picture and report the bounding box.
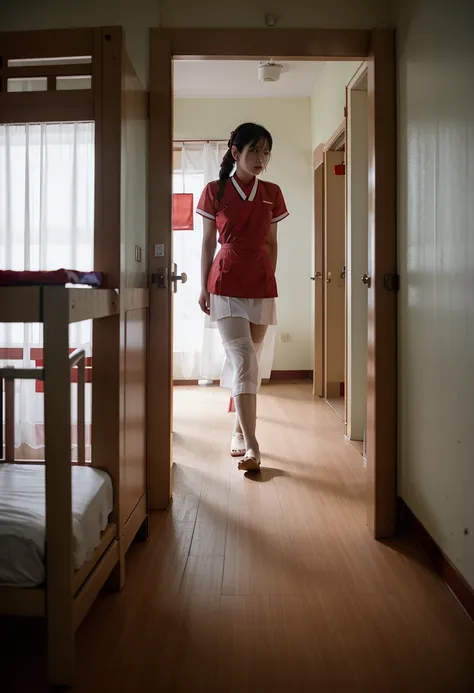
[148,28,397,538]
[312,62,369,451]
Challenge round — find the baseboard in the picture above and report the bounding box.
[173,371,312,386]
[398,498,474,620]
[270,370,312,381]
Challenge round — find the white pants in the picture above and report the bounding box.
[217,317,266,397]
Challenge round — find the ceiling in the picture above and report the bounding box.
[173,60,325,99]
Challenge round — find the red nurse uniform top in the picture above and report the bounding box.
[196,175,289,299]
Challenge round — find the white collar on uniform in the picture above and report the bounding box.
[231,175,259,202]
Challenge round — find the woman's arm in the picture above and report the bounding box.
[267,222,278,273]
[201,217,217,289]
[199,217,217,314]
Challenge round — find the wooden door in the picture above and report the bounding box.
[313,164,325,397]
[148,36,174,510]
[366,34,397,537]
[119,50,149,545]
[324,150,346,401]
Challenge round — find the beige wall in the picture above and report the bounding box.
[161,0,391,28]
[175,98,313,370]
[397,0,474,588]
[0,0,160,86]
[310,62,362,148]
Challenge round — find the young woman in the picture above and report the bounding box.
[197,123,289,472]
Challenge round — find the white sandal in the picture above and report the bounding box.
[230,432,246,458]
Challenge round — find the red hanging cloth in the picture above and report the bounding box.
[172,193,194,231]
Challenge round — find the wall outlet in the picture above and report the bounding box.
[280,332,290,343]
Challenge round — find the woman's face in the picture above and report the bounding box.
[233,138,271,177]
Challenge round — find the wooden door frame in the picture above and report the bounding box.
[149,27,397,539]
[323,149,345,406]
[312,122,345,403]
[312,160,324,398]
[327,124,347,426]
[321,123,346,410]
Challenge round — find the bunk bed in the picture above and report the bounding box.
[0,27,149,688]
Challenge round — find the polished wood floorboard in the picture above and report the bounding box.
[326,396,345,421]
[2,384,474,692]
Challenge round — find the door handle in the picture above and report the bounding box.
[340,266,346,280]
[170,263,188,294]
[311,272,323,281]
[326,272,332,284]
[362,273,371,288]
[151,264,188,292]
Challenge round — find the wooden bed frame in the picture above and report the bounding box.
[0,28,149,688]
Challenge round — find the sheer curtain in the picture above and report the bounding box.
[0,123,94,458]
[172,141,276,383]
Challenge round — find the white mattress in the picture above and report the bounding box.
[0,463,113,588]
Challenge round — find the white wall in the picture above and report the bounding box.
[0,0,160,86]
[310,62,362,148]
[174,98,313,370]
[397,0,474,588]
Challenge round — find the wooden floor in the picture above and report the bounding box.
[326,396,345,421]
[2,383,474,692]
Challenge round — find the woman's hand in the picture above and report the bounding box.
[199,289,211,315]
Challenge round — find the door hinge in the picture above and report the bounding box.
[344,106,347,118]
[384,274,399,292]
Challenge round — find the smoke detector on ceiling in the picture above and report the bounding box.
[258,61,283,83]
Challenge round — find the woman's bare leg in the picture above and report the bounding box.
[234,393,258,465]
[236,324,267,467]
[233,411,243,435]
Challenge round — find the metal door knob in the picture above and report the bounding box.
[311,272,322,281]
[171,271,187,285]
[170,264,187,293]
[362,273,371,288]
[153,265,188,292]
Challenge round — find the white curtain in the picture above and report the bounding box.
[0,123,94,458]
[172,141,276,383]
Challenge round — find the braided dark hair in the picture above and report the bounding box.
[217,122,273,201]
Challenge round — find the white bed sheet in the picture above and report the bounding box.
[0,463,113,588]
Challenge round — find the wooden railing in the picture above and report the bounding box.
[0,348,87,465]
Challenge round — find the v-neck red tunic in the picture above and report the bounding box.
[197,175,289,299]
